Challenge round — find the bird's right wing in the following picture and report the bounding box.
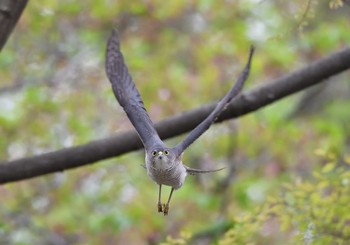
[105,29,164,150]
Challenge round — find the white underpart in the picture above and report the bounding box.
[145,151,188,189]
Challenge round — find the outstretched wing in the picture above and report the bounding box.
[173,46,255,156]
[105,29,164,150]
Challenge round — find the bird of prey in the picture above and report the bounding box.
[105,29,254,215]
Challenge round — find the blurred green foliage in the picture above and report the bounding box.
[163,153,350,244]
[0,0,349,244]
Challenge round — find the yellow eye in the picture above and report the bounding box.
[151,151,157,156]
[164,150,169,155]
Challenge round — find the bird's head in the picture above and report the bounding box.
[147,148,176,168]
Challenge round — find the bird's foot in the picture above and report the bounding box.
[157,202,163,213]
[163,204,169,216]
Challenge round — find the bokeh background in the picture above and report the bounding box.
[1,0,350,244]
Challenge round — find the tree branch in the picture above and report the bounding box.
[0,0,28,51]
[1,47,350,184]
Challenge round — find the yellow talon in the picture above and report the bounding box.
[163,204,169,216]
[158,202,163,212]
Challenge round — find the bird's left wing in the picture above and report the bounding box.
[173,46,255,156]
[105,29,164,150]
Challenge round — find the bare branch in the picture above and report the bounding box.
[1,47,350,184]
[0,0,28,51]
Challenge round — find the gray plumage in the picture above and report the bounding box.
[105,29,254,215]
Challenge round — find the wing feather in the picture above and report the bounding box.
[105,29,164,150]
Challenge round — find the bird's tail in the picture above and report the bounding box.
[184,165,225,175]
